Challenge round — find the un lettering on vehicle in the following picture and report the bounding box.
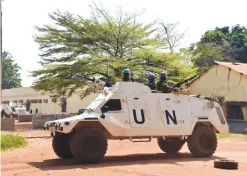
[162,110,184,126]
[130,108,183,126]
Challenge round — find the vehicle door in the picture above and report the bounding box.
[158,94,191,134]
[127,94,156,128]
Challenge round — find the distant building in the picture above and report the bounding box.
[187,61,247,121]
[2,87,99,114]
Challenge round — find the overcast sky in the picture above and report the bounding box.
[2,0,247,87]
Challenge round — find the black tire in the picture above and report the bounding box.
[157,138,185,154]
[52,133,73,159]
[187,125,217,157]
[214,159,238,170]
[70,127,108,164]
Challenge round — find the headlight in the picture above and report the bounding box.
[64,121,70,125]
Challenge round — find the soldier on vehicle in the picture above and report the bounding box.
[146,72,156,90]
[122,69,134,82]
[156,71,171,93]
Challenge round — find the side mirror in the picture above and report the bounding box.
[100,106,108,119]
[78,109,84,115]
[101,106,108,113]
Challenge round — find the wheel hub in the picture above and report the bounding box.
[199,135,212,150]
[82,136,100,154]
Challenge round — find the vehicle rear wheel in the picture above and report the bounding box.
[187,125,217,157]
[52,133,73,159]
[157,138,185,154]
[70,127,108,164]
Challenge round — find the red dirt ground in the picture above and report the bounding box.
[1,130,247,176]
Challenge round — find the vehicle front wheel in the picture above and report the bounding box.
[52,133,73,159]
[187,125,217,157]
[157,138,185,154]
[70,127,108,164]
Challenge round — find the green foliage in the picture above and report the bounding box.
[1,134,28,151]
[199,24,247,63]
[181,24,247,75]
[201,30,227,45]
[31,2,196,98]
[2,51,22,89]
[216,133,247,140]
[130,48,197,83]
[190,43,226,74]
[31,3,161,98]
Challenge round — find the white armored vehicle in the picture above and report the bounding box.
[44,80,229,164]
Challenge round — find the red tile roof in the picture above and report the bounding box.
[214,61,247,75]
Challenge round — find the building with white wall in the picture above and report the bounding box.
[2,87,99,114]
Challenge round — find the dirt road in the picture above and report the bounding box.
[2,130,247,176]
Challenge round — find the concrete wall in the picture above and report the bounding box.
[227,120,247,134]
[18,114,33,122]
[1,118,15,131]
[190,65,247,102]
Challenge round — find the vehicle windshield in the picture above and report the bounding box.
[86,94,105,110]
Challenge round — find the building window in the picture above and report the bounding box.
[19,100,23,103]
[13,100,17,103]
[103,99,122,111]
[36,99,42,103]
[51,98,57,103]
[227,105,244,120]
[30,99,36,103]
[2,101,9,104]
[43,99,48,103]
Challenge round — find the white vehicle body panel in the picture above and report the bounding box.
[44,82,229,138]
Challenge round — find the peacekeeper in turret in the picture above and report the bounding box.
[146,72,156,90]
[122,69,134,82]
[156,71,171,93]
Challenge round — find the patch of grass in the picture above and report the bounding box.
[217,133,247,140]
[1,133,28,151]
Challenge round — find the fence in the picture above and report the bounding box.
[1,118,15,131]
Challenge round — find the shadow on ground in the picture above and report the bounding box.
[28,153,225,171]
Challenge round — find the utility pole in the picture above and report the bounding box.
[0,0,3,108]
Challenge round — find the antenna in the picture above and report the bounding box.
[130,15,136,78]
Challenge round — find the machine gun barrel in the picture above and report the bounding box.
[172,75,197,88]
[92,77,112,87]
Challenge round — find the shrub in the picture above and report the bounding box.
[1,134,28,151]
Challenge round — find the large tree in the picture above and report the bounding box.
[182,24,247,75]
[31,3,196,99]
[200,24,247,63]
[2,51,22,89]
[157,21,187,52]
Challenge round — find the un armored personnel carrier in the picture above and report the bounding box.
[44,80,229,164]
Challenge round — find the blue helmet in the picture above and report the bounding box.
[148,73,155,80]
[160,71,167,79]
[122,68,131,75]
